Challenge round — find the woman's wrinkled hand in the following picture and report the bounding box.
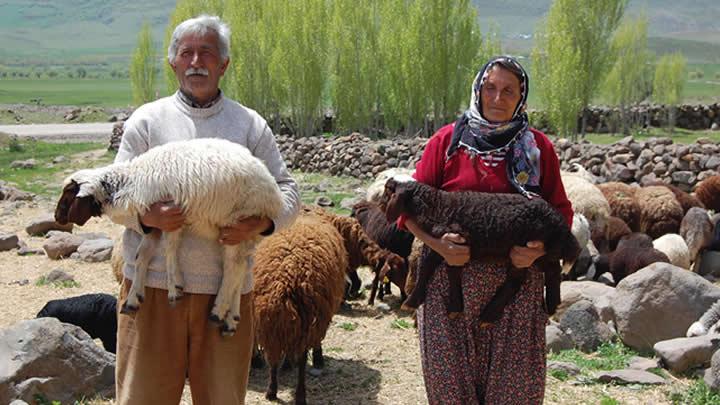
[510,240,545,268]
[434,233,471,266]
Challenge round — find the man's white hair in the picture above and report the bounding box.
[167,15,231,63]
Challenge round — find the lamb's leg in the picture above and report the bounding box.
[121,229,161,314]
[312,345,324,369]
[368,263,382,306]
[543,260,562,316]
[164,229,185,306]
[446,265,464,318]
[210,243,249,336]
[295,350,308,405]
[266,363,279,401]
[402,246,441,311]
[477,266,527,327]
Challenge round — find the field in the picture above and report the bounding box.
[3,138,720,404]
[0,78,134,107]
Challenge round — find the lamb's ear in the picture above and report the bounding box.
[55,181,80,225]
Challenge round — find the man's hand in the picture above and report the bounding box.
[140,201,185,232]
[219,216,273,245]
[510,240,545,268]
[432,233,471,266]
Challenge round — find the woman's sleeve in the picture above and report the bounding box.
[534,129,574,227]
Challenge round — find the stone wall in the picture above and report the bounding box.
[276,133,720,191]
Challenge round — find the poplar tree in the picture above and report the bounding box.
[129,22,157,105]
[653,53,687,131]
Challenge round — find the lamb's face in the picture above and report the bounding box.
[379,176,415,222]
[55,174,104,226]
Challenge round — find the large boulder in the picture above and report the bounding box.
[0,318,115,404]
[654,335,720,373]
[612,262,720,351]
[558,300,614,353]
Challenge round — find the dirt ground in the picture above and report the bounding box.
[0,192,698,405]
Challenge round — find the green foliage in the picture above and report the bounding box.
[653,52,687,106]
[548,368,569,381]
[547,341,636,371]
[129,21,157,105]
[8,135,24,152]
[599,396,620,405]
[36,276,81,289]
[669,379,720,404]
[390,319,412,330]
[338,322,358,331]
[533,0,627,138]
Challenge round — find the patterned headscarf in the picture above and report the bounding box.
[446,55,541,198]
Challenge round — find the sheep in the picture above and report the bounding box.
[694,175,720,212]
[302,205,405,307]
[561,171,611,238]
[351,200,413,305]
[653,233,691,269]
[646,181,705,214]
[591,215,631,254]
[687,299,720,337]
[366,167,414,203]
[593,232,670,285]
[36,293,117,353]
[253,213,347,404]
[380,176,580,323]
[635,185,684,239]
[572,213,591,251]
[680,207,714,267]
[54,138,284,335]
[597,182,640,231]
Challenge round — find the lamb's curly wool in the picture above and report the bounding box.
[646,181,705,214]
[695,175,720,212]
[381,178,580,322]
[636,185,684,239]
[597,182,640,231]
[253,214,348,404]
[594,232,670,285]
[561,172,610,236]
[592,215,632,254]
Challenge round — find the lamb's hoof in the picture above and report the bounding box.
[265,392,277,401]
[220,323,236,337]
[209,313,223,324]
[175,284,184,291]
[233,315,241,321]
[120,302,139,314]
[136,294,144,304]
[478,321,494,329]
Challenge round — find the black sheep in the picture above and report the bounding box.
[36,293,117,353]
[379,177,580,323]
[593,232,670,285]
[351,200,414,305]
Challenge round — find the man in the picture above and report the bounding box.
[114,15,300,405]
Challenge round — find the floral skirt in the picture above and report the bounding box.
[417,260,547,405]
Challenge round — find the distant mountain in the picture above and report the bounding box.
[1,0,718,66]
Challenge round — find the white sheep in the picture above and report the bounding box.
[366,167,414,203]
[561,171,611,237]
[653,233,691,270]
[54,138,284,335]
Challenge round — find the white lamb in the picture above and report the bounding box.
[54,138,284,335]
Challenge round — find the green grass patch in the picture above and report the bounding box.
[338,322,358,332]
[0,78,133,107]
[548,341,637,372]
[599,395,620,405]
[548,369,570,381]
[292,170,369,215]
[669,379,720,404]
[390,319,412,330]
[35,276,81,289]
[0,139,111,196]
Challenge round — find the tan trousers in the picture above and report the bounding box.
[116,278,254,405]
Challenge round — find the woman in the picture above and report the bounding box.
[401,56,573,404]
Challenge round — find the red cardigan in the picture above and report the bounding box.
[399,123,573,228]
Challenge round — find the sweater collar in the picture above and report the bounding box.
[173,90,225,118]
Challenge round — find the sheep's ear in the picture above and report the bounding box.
[55,181,80,225]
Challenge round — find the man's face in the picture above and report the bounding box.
[170,31,229,104]
[480,66,522,123]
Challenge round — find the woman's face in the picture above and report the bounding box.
[480,66,522,123]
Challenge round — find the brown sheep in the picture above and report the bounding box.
[594,232,670,285]
[636,185,684,239]
[646,181,705,214]
[695,175,720,212]
[253,213,348,404]
[597,182,640,231]
[592,215,632,254]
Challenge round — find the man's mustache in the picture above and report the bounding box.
[185,68,209,77]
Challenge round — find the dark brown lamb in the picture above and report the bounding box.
[379,178,580,323]
[593,232,670,286]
